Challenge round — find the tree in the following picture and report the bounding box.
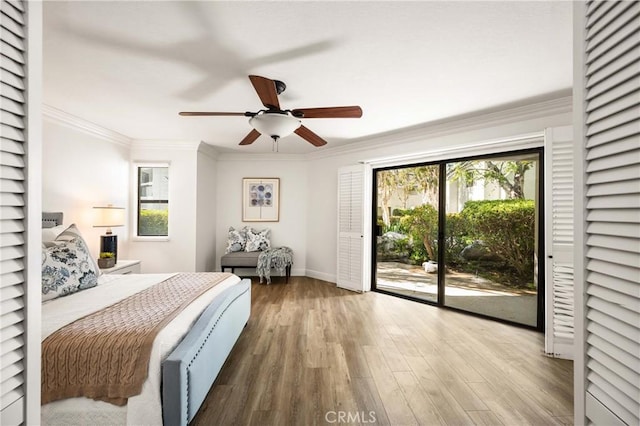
[483,161,532,199]
[400,204,438,260]
[447,160,533,200]
[396,168,418,208]
[377,170,400,226]
[413,166,439,207]
[378,166,439,228]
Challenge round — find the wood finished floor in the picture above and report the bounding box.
[191,277,573,426]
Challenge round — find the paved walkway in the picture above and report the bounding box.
[376,262,537,326]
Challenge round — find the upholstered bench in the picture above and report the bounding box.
[220,250,291,283]
[220,251,261,274]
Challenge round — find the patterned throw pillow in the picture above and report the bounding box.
[225,226,247,253]
[245,227,271,252]
[42,237,99,302]
[53,224,101,274]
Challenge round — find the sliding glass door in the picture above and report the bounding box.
[372,150,543,328]
[374,164,440,303]
[443,153,540,327]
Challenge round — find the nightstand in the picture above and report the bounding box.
[100,260,141,275]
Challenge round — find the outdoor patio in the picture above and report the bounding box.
[376,261,538,326]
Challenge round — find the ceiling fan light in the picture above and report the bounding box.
[249,113,301,139]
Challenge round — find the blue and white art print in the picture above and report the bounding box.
[243,177,280,222]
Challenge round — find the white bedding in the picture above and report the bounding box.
[41,272,241,426]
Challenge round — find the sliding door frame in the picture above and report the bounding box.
[371,147,545,331]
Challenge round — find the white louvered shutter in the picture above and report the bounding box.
[582,1,640,425]
[337,165,365,292]
[544,126,575,360]
[1,0,27,423]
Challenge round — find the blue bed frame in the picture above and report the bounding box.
[42,213,251,424]
[162,278,251,426]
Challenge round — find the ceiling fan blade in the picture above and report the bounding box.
[239,129,261,145]
[179,111,249,116]
[294,126,327,147]
[291,106,362,119]
[248,75,280,110]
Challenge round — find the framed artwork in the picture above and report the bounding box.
[242,177,280,222]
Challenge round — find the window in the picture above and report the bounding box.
[137,165,169,236]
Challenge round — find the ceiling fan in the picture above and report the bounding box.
[179,75,363,148]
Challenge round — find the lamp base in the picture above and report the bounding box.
[100,234,118,263]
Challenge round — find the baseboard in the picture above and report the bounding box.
[219,267,337,284]
[305,269,336,284]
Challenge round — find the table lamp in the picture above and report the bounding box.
[93,205,125,263]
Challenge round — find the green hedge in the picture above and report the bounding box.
[460,199,535,280]
[139,209,168,236]
[378,199,535,286]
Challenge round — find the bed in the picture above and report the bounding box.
[40,213,251,425]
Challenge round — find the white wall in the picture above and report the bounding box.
[42,118,130,260]
[128,142,198,273]
[42,120,220,274]
[195,144,218,272]
[215,157,308,276]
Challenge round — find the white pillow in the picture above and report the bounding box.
[42,224,67,243]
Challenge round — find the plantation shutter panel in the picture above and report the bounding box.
[582,1,640,425]
[0,0,27,423]
[544,126,575,360]
[337,165,365,292]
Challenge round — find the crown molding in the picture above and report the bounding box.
[43,92,571,160]
[218,153,307,162]
[307,93,572,161]
[130,140,202,151]
[42,104,132,147]
[197,142,220,160]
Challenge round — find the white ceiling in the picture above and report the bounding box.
[43,1,573,154]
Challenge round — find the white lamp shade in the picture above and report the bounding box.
[93,206,125,228]
[249,113,301,138]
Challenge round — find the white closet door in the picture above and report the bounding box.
[581,1,640,425]
[544,126,575,359]
[337,165,365,292]
[1,0,27,423]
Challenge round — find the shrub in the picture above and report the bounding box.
[139,209,168,236]
[460,199,535,283]
[399,204,438,261]
[443,212,472,266]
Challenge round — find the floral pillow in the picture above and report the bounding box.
[42,237,99,302]
[51,224,101,274]
[225,226,248,253]
[245,227,271,252]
